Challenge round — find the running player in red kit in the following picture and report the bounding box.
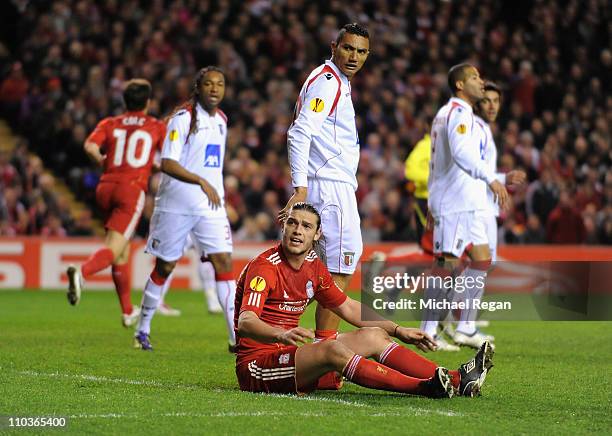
[235,202,493,398]
[66,79,166,328]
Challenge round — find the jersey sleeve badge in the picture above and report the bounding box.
[457,124,467,134]
[249,276,267,292]
[309,98,325,113]
[169,129,179,141]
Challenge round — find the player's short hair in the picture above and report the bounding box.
[336,23,370,45]
[289,202,321,230]
[123,79,151,111]
[484,81,502,102]
[447,63,474,95]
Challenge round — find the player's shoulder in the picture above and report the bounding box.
[252,245,283,269]
[215,109,228,124]
[168,106,192,124]
[305,63,341,92]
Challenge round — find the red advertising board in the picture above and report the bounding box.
[0,237,611,290]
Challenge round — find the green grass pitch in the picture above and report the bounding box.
[1,290,611,435]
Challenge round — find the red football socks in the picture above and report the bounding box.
[379,342,460,389]
[81,247,114,279]
[343,354,430,395]
[112,263,132,315]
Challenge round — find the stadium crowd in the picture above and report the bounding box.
[0,0,610,244]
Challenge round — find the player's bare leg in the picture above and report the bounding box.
[452,244,494,348]
[295,336,453,398]
[314,272,350,388]
[209,252,237,352]
[134,258,176,350]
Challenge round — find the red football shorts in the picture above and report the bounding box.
[96,180,145,239]
[236,346,317,394]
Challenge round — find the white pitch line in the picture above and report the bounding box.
[14,369,168,387]
[9,367,462,417]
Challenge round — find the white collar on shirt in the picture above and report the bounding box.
[449,96,474,113]
[325,59,350,84]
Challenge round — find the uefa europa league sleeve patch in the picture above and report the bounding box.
[249,276,267,292]
[309,98,325,113]
[169,129,179,141]
[456,124,467,134]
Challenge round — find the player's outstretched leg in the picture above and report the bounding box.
[338,327,461,392]
[296,335,453,399]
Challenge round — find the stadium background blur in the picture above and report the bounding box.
[0,0,610,246]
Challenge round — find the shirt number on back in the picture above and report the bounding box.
[112,128,153,168]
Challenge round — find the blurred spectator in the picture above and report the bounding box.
[522,214,546,244]
[0,0,609,244]
[546,190,586,244]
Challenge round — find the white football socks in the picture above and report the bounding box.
[216,279,237,345]
[136,276,164,335]
[456,267,487,335]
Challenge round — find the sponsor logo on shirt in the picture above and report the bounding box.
[249,276,267,292]
[204,144,221,167]
[278,301,307,312]
[309,98,325,113]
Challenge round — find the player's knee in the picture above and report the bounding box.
[155,259,175,277]
[356,327,390,346]
[319,340,353,370]
[210,253,232,273]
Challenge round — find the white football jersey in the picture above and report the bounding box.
[428,97,495,217]
[288,60,359,190]
[155,103,227,216]
[475,115,506,217]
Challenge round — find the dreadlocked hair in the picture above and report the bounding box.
[166,66,225,140]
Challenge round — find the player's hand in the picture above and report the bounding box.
[198,178,221,209]
[278,187,307,223]
[394,327,437,352]
[276,327,315,346]
[505,170,527,187]
[425,211,434,231]
[489,179,509,211]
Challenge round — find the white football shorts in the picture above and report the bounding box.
[433,211,488,258]
[146,212,232,262]
[475,211,498,262]
[307,178,363,275]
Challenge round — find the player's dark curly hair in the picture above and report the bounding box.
[447,63,474,95]
[123,79,151,111]
[484,81,502,102]
[167,66,225,140]
[289,202,321,230]
[335,23,370,44]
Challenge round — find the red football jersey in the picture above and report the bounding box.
[87,111,166,190]
[234,244,347,365]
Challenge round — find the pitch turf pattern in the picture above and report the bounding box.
[1,292,611,435]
